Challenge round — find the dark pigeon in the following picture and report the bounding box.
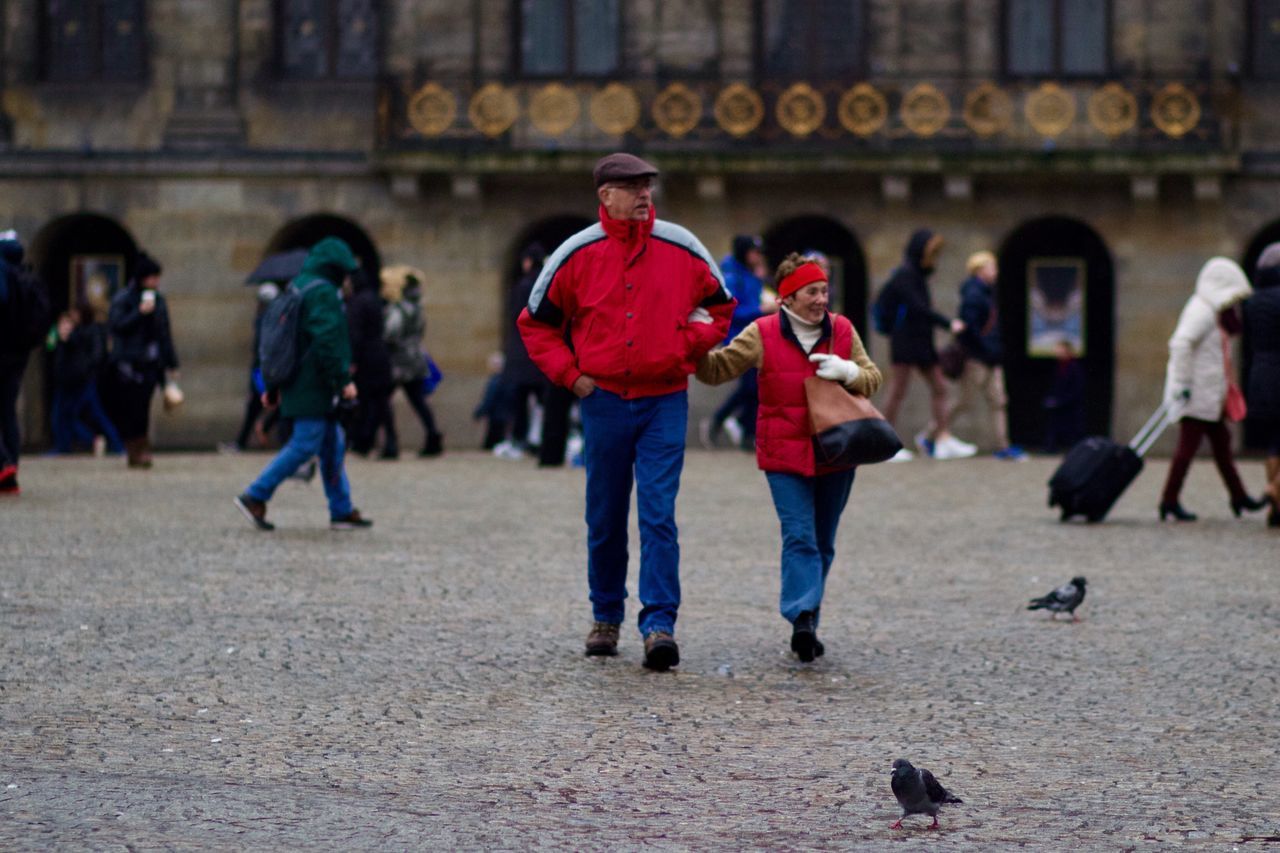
[1027,576,1088,621]
[890,758,962,830]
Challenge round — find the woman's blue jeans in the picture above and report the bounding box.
[765,468,856,624]
[579,388,687,637]
[246,416,352,519]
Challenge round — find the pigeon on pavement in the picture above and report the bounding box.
[1027,576,1088,621]
[890,758,963,830]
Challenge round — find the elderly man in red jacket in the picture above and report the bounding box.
[518,153,735,670]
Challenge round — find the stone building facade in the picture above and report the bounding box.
[2,0,1279,451]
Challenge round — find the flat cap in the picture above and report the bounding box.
[593,152,659,187]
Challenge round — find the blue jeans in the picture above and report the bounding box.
[765,468,856,624]
[245,417,352,519]
[52,382,124,453]
[579,388,687,637]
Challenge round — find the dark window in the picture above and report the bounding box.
[42,0,146,82]
[1252,1,1280,79]
[1005,0,1108,76]
[759,0,866,79]
[278,0,380,80]
[518,0,621,77]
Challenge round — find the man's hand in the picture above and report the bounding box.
[341,382,358,400]
[572,375,597,398]
[808,353,861,385]
[950,318,966,335]
[261,390,279,409]
[686,307,713,324]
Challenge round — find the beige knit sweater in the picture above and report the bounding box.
[695,315,883,398]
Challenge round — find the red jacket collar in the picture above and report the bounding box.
[598,204,655,244]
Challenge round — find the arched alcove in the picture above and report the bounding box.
[501,214,594,352]
[997,216,1115,447]
[265,213,381,283]
[761,215,869,334]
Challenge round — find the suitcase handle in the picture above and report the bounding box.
[1129,398,1181,457]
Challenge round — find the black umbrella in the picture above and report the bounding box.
[244,249,308,285]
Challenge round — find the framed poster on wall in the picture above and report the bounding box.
[70,255,124,320]
[1027,257,1086,357]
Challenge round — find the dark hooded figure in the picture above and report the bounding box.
[875,229,972,461]
[345,266,395,456]
[1,233,50,494]
[501,242,550,452]
[1247,244,1280,527]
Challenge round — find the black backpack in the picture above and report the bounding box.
[1,266,51,354]
[257,277,327,390]
[871,282,904,335]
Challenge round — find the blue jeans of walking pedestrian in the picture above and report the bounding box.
[765,468,856,624]
[580,388,687,637]
[52,382,124,453]
[245,416,352,519]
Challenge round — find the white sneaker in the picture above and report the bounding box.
[492,440,525,460]
[723,416,744,446]
[888,447,915,463]
[933,436,977,460]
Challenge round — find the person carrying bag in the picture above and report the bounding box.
[696,253,883,662]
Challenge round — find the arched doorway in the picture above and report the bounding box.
[762,215,869,334]
[997,217,1115,447]
[265,214,381,283]
[22,214,140,446]
[1239,223,1280,450]
[502,215,594,350]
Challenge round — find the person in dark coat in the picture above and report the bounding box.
[499,243,550,455]
[700,234,767,451]
[345,267,395,456]
[1042,339,1086,453]
[105,252,179,468]
[875,229,971,461]
[49,303,123,454]
[1248,243,1280,527]
[224,283,281,452]
[380,264,444,458]
[0,231,51,494]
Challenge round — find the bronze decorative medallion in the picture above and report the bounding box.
[406,82,457,137]
[589,83,641,135]
[837,82,888,137]
[901,83,951,137]
[652,83,703,138]
[962,81,1013,137]
[1151,83,1201,138]
[529,83,580,137]
[776,83,826,137]
[1025,82,1076,137]
[714,83,765,137]
[468,83,519,137]
[1087,82,1138,137]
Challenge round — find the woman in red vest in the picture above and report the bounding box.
[696,253,882,661]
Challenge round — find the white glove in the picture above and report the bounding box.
[809,353,860,384]
[686,307,713,324]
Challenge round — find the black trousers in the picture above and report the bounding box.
[104,372,158,442]
[539,385,574,467]
[0,357,27,467]
[353,387,394,454]
[384,381,441,454]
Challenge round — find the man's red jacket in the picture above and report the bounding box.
[517,206,736,399]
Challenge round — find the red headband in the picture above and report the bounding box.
[777,262,827,299]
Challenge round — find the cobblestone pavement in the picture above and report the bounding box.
[2,449,1278,850]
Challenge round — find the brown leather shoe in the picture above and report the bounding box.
[584,622,620,657]
[642,631,679,671]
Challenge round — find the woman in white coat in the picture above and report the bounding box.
[1159,257,1267,521]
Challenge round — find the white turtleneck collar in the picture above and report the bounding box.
[781,306,824,353]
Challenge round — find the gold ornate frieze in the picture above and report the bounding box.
[776,83,826,137]
[1025,82,1076,138]
[406,82,456,137]
[963,81,1012,138]
[714,83,765,138]
[901,83,951,137]
[589,83,641,135]
[1151,83,1201,138]
[652,83,702,138]
[837,83,887,137]
[1087,83,1138,137]
[468,83,519,137]
[529,83,580,137]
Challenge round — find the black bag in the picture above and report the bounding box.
[257,277,326,390]
[871,285,905,335]
[938,340,967,380]
[1048,400,1176,522]
[1,267,50,353]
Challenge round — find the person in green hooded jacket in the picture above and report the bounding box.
[234,237,372,531]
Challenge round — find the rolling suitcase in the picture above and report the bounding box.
[1047,400,1178,522]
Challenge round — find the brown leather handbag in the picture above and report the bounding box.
[803,376,903,468]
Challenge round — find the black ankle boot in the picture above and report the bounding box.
[1230,494,1268,517]
[1159,502,1197,522]
[791,611,817,662]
